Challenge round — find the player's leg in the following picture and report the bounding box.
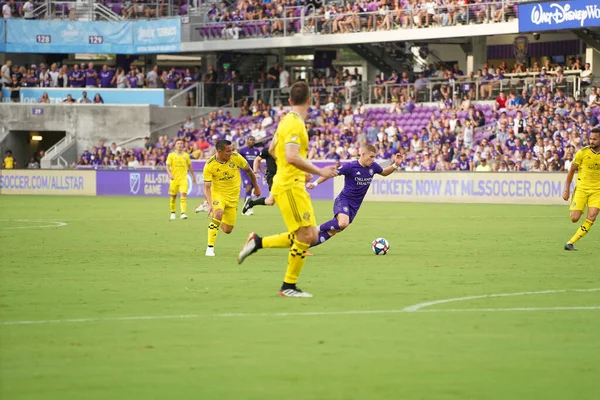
[312,198,352,247]
[565,188,592,250]
[220,202,238,234]
[243,194,275,214]
[312,213,350,247]
[206,197,225,256]
[238,188,317,297]
[179,180,189,219]
[168,181,179,220]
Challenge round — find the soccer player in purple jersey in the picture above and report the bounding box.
[237,136,261,215]
[307,144,401,247]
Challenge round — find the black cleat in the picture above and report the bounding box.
[242,197,252,215]
[564,243,578,251]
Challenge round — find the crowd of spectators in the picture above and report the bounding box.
[197,0,527,40]
[2,0,526,25]
[75,67,600,173]
[0,60,211,104]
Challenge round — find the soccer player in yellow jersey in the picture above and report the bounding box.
[563,129,600,251]
[203,139,260,257]
[237,82,338,297]
[166,138,196,220]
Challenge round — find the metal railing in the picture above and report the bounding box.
[29,0,179,20]
[189,0,526,41]
[160,72,582,108]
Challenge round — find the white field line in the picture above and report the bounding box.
[401,288,600,312]
[1,288,598,327]
[0,219,68,230]
[0,215,566,223]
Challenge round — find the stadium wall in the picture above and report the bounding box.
[1,169,570,206]
[0,104,227,158]
[343,173,572,205]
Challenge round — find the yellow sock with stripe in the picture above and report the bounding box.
[208,218,221,247]
[169,197,176,213]
[180,197,187,214]
[262,232,295,248]
[283,240,310,284]
[569,219,594,244]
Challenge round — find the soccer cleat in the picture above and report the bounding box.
[279,286,313,298]
[564,243,578,251]
[170,213,176,220]
[242,197,253,215]
[180,213,188,220]
[205,247,215,257]
[195,200,209,213]
[243,208,254,216]
[237,232,261,264]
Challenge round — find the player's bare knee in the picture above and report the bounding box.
[222,225,233,234]
[338,220,349,230]
[587,210,598,222]
[213,209,224,220]
[570,213,581,223]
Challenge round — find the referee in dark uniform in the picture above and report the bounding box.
[242,145,277,214]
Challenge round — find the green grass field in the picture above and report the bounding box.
[0,196,599,400]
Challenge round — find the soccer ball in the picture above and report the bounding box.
[371,238,390,255]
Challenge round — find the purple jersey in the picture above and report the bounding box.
[238,146,260,163]
[337,160,384,211]
[238,146,260,185]
[99,70,114,88]
[127,75,138,88]
[70,70,84,87]
[85,69,97,86]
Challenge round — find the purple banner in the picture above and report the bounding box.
[96,163,334,199]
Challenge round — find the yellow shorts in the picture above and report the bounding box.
[273,187,316,233]
[570,187,600,212]
[212,194,239,226]
[168,179,188,195]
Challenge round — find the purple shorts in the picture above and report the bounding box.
[333,196,357,223]
[240,170,251,186]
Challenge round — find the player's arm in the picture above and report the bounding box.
[380,154,402,177]
[187,159,197,184]
[286,144,337,178]
[563,159,579,201]
[268,138,277,159]
[166,159,174,180]
[253,155,264,174]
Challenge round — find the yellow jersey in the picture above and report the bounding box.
[3,156,15,169]
[203,152,248,202]
[271,112,308,194]
[166,151,191,181]
[574,146,600,191]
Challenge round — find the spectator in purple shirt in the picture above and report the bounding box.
[85,62,98,88]
[166,67,179,90]
[126,70,138,88]
[69,64,85,88]
[98,65,114,88]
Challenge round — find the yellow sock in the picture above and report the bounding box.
[208,218,221,247]
[263,232,294,248]
[169,197,176,213]
[284,239,310,284]
[569,219,594,244]
[180,197,187,214]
